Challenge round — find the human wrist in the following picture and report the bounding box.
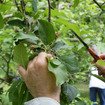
[31,86,61,103]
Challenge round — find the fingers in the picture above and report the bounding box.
[99,54,105,59]
[98,70,103,75]
[93,54,105,63]
[18,65,26,80]
[103,74,105,78]
[95,62,99,68]
[34,52,53,63]
[17,52,53,80]
[27,52,53,73]
[47,54,53,59]
[96,62,105,76]
[38,52,48,60]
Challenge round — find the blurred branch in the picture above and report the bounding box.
[7,48,13,77]
[1,48,13,79]
[21,0,26,15]
[0,66,6,73]
[99,11,103,23]
[15,0,21,12]
[56,0,59,9]
[2,56,8,63]
[0,78,6,81]
[0,0,3,3]
[73,50,81,55]
[101,2,105,6]
[70,38,79,42]
[93,0,103,10]
[93,1,105,23]
[47,0,54,22]
[1,56,10,77]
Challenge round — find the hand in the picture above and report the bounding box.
[95,54,105,77]
[18,52,60,102]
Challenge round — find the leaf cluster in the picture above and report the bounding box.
[1,0,105,105]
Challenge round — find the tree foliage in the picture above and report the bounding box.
[0,0,105,105]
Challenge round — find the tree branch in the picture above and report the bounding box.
[70,38,79,42]
[21,0,26,15]
[6,48,13,77]
[1,56,10,77]
[15,0,21,12]
[93,0,103,11]
[101,2,105,6]
[47,0,54,22]
[0,78,6,81]
[99,11,103,23]
[0,66,6,73]
[2,56,8,63]
[93,0,103,10]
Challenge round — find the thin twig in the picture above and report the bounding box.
[99,11,103,23]
[70,38,79,42]
[15,0,21,12]
[101,2,105,6]
[2,56,8,63]
[6,48,13,77]
[2,55,10,77]
[0,66,6,73]
[48,0,51,22]
[0,78,6,81]
[93,0,103,10]
[0,0,3,3]
[47,0,54,22]
[21,0,26,15]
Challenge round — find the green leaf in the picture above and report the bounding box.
[53,59,61,65]
[102,6,105,10]
[8,79,33,105]
[97,60,105,66]
[38,19,55,45]
[91,74,105,82]
[62,83,78,102]
[18,39,38,45]
[73,0,80,8]
[52,41,64,51]
[75,101,85,105]
[0,13,4,29]
[96,42,105,53]
[59,55,78,73]
[44,9,67,18]
[0,94,12,105]
[47,57,67,86]
[16,32,39,41]
[8,79,22,105]
[77,43,84,50]
[0,2,12,12]
[55,18,80,35]
[13,43,29,69]
[32,0,37,13]
[8,19,25,27]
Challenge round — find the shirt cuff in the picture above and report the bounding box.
[24,97,60,105]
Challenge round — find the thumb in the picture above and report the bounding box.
[18,65,26,80]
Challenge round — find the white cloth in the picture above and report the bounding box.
[89,67,105,89]
[24,97,60,105]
